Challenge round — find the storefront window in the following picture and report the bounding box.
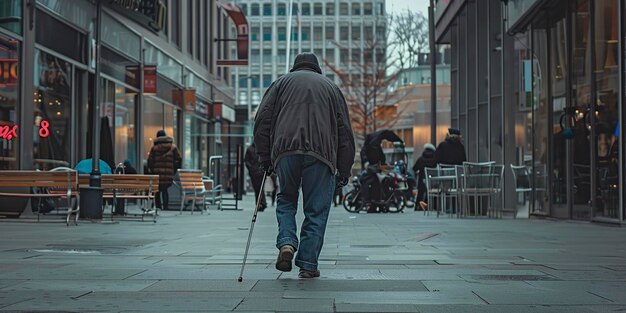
[0,0,21,34]
[143,97,165,164]
[183,114,208,172]
[571,0,592,219]
[33,50,72,169]
[143,98,178,169]
[114,85,136,169]
[592,0,619,219]
[164,103,178,145]
[37,0,94,30]
[0,34,19,169]
[550,18,568,212]
[145,42,183,84]
[507,0,541,30]
[531,28,549,215]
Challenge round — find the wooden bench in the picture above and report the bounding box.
[177,169,206,215]
[0,170,79,226]
[79,174,159,222]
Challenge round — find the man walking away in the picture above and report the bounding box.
[244,143,267,212]
[148,130,182,211]
[254,53,355,279]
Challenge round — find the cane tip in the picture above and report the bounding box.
[237,277,243,282]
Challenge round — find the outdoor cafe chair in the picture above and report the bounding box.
[489,164,505,218]
[461,162,496,217]
[424,167,442,216]
[437,165,458,218]
[510,164,532,219]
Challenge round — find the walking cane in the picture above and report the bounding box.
[238,173,268,282]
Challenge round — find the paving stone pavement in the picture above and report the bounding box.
[0,194,625,312]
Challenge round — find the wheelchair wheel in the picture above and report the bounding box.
[342,190,361,213]
[386,193,406,213]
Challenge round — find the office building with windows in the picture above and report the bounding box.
[230,0,387,149]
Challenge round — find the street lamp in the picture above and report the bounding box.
[429,0,437,145]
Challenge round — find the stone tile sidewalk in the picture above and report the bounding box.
[0,194,625,312]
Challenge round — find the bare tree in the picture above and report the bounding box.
[324,21,411,143]
[390,9,429,69]
[323,11,427,146]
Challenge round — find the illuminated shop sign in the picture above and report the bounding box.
[107,0,167,32]
[0,120,51,141]
[0,124,17,140]
[0,58,18,86]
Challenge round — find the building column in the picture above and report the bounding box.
[19,0,35,170]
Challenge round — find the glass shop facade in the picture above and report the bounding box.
[435,0,624,223]
[0,0,234,179]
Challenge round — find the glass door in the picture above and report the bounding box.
[550,17,569,217]
[531,28,550,215]
[591,0,620,220]
[570,0,593,220]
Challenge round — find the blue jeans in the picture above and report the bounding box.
[275,154,335,271]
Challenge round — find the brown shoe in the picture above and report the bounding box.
[275,245,294,272]
[298,268,321,278]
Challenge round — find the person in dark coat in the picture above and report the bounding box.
[419,128,466,211]
[147,130,182,211]
[254,53,355,279]
[412,143,437,211]
[244,143,267,211]
[434,128,467,166]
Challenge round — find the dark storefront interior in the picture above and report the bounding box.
[437,0,624,223]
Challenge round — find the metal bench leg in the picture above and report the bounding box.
[179,193,184,215]
[191,191,196,215]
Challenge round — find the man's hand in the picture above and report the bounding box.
[260,160,273,176]
[335,176,349,193]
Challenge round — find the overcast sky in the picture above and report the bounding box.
[387,0,428,16]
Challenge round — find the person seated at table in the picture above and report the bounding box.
[419,128,467,211]
[413,143,437,211]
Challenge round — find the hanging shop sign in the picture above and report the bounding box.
[143,65,157,94]
[173,88,197,111]
[125,65,139,89]
[212,101,235,122]
[216,2,249,66]
[107,0,167,33]
[195,101,209,117]
[0,59,18,86]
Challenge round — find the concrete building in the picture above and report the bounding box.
[387,51,451,165]
[0,0,236,185]
[434,0,624,224]
[230,0,387,146]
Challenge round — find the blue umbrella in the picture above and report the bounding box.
[74,159,112,174]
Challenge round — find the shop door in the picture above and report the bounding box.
[530,28,551,216]
[559,0,592,220]
[590,0,620,221]
[548,17,569,218]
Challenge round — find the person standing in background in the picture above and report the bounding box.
[148,130,182,211]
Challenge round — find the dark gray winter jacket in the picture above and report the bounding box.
[253,54,355,177]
